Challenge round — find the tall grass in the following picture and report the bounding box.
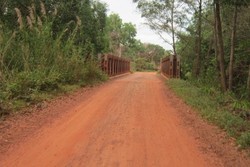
[0,3,107,116]
[167,79,250,148]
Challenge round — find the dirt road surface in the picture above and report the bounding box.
[0,72,249,167]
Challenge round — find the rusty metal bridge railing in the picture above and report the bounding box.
[160,55,180,78]
[101,54,130,77]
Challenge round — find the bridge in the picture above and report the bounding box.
[160,55,181,78]
[100,54,130,77]
[100,54,180,78]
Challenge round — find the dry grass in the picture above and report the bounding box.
[27,16,33,30]
[40,2,46,17]
[76,16,82,26]
[28,6,35,23]
[37,16,43,28]
[14,8,23,30]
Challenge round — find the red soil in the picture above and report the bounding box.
[0,72,249,166]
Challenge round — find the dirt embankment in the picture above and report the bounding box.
[0,72,249,167]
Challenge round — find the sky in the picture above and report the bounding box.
[100,0,172,50]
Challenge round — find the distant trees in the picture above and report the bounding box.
[129,43,167,71]
[134,0,188,55]
[105,13,166,71]
[106,14,137,56]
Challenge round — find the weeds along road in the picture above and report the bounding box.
[0,72,248,166]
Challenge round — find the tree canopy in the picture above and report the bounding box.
[134,0,250,98]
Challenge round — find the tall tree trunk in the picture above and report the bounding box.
[214,0,227,92]
[228,3,238,91]
[194,0,202,77]
[0,53,3,81]
[213,15,219,70]
[204,37,213,74]
[213,17,221,83]
[248,65,250,99]
[0,66,2,82]
[171,0,176,55]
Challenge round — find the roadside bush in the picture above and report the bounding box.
[57,56,86,84]
[238,132,250,148]
[134,58,157,71]
[83,62,108,85]
[167,79,250,148]
[57,56,107,85]
[5,70,60,100]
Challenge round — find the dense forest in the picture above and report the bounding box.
[0,0,166,115]
[134,0,250,99]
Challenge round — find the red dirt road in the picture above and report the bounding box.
[0,72,249,166]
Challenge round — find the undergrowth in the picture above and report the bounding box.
[0,63,108,117]
[0,3,108,117]
[167,79,250,149]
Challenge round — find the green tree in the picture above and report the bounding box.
[134,0,188,55]
[193,0,202,77]
[106,14,137,56]
[176,0,250,97]
[121,22,137,47]
[106,13,123,55]
[223,0,249,91]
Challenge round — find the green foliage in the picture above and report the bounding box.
[135,0,190,54]
[167,79,250,148]
[123,41,166,71]
[175,1,250,99]
[0,0,109,116]
[82,62,108,85]
[5,71,60,100]
[135,57,148,71]
[104,12,166,71]
[106,14,137,55]
[0,62,107,114]
[121,23,137,47]
[134,57,156,71]
[106,13,123,53]
[238,132,250,148]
